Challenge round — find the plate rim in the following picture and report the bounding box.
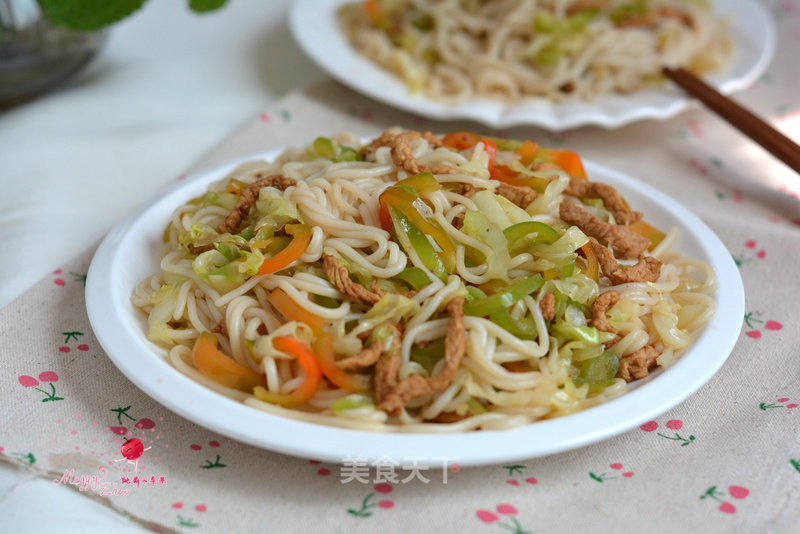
[288,0,776,130]
[86,148,745,467]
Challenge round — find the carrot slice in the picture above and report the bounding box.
[191,332,264,391]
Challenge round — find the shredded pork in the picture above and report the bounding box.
[559,201,650,260]
[618,345,661,381]
[335,339,385,371]
[539,292,556,322]
[217,174,296,235]
[378,297,467,416]
[322,254,383,305]
[496,183,539,208]
[361,130,456,175]
[373,326,403,405]
[566,176,643,225]
[587,237,663,284]
[591,290,620,337]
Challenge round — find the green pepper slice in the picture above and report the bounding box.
[463,274,544,318]
[390,207,448,282]
[503,221,560,253]
[575,350,619,394]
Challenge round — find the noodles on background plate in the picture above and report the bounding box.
[132,129,715,432]
[338,0,733,103]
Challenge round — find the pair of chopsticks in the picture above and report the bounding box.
[662,67,800,176]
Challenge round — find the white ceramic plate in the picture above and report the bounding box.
[86,147,744,467]
[289,0,775,130]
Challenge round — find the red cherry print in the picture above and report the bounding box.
[378,500,395,509]
[135,418,155,429]
[208,440,220,447]
[609,463,623,470]
[477,510,499,523]
[525,477,538,485]
[309,459,321,464]
[259,112,270,122]
[54,279,66,286]
[59,346,70,353]
[195,504,207,512]
[745,240,757,248]
[506,479,520,486]
[171,502,183,509]
[18,375,39,387]
[53,269,62,274]
[317,468,331,476]
[77,344,89,351]
[374,483,393,494]
[745,330,762,339]
[189,444,202,451]
[640,421,659,432]
[109,426,128,435]
[765,320,783,331]
[778,398,790,402]
[728,486,749,499]
[756,250,766,259]
[120,438,145,460]
[622,472,634,478]
[666,419,683,430]
[787,404,798,409]
[496,504,518,515]
[687,119,703,137]
[718,502,736,514]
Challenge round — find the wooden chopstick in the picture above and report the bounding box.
[663,67,800,175]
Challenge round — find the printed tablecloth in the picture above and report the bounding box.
[2,1,799,531]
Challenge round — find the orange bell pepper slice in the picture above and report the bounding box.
[191,332,264,392]
[489,164,520,184]
[378,186,456,272]
[253,336,322,408]
[442,132,498,166]
[364,0,382,26]
[314,332,370,392]
[538,148,586,179]
[629,220,666,250]
[255,223,311,276]
[514,140,539,167]
[580,242,599,283]
[481,137,498,168]
[268,287,325,333]
[268,288,369,392]
[442,131,482,150]
[444,131,519,183]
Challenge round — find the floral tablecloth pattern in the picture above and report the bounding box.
[2,1,799,532]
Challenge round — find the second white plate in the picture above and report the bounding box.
[289,0,776,130]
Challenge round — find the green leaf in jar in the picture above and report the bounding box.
[38,0,147,31]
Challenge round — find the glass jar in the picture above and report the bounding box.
[0,0,107,108]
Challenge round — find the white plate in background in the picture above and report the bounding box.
[289,0,775,130]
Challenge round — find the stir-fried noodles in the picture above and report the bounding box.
[338,0,733,103]
[132,129,715,432]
